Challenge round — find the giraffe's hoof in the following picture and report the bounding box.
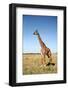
[46,62,55,66]
[51,63,55,65]
[46,62,51,66]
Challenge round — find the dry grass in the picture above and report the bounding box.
[23,53,57,75]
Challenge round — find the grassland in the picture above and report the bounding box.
[23,53,57,75]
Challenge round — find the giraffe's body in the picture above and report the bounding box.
[33,30,52,65]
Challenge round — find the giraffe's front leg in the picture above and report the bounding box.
[40,53,44,65]
[43,55,46,65]
[41,53,46,65]
[41,49,46,65]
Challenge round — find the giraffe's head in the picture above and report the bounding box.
[33,30,39,35]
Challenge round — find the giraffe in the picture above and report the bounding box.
[33,30,55,66]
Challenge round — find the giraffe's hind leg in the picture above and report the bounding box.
[47,51,52,63]
[46,51,55,66]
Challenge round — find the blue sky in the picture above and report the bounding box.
[22,15,57,53]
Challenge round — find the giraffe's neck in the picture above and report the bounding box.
[37,34,46,48]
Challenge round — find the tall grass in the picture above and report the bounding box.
[23,53,57,75]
